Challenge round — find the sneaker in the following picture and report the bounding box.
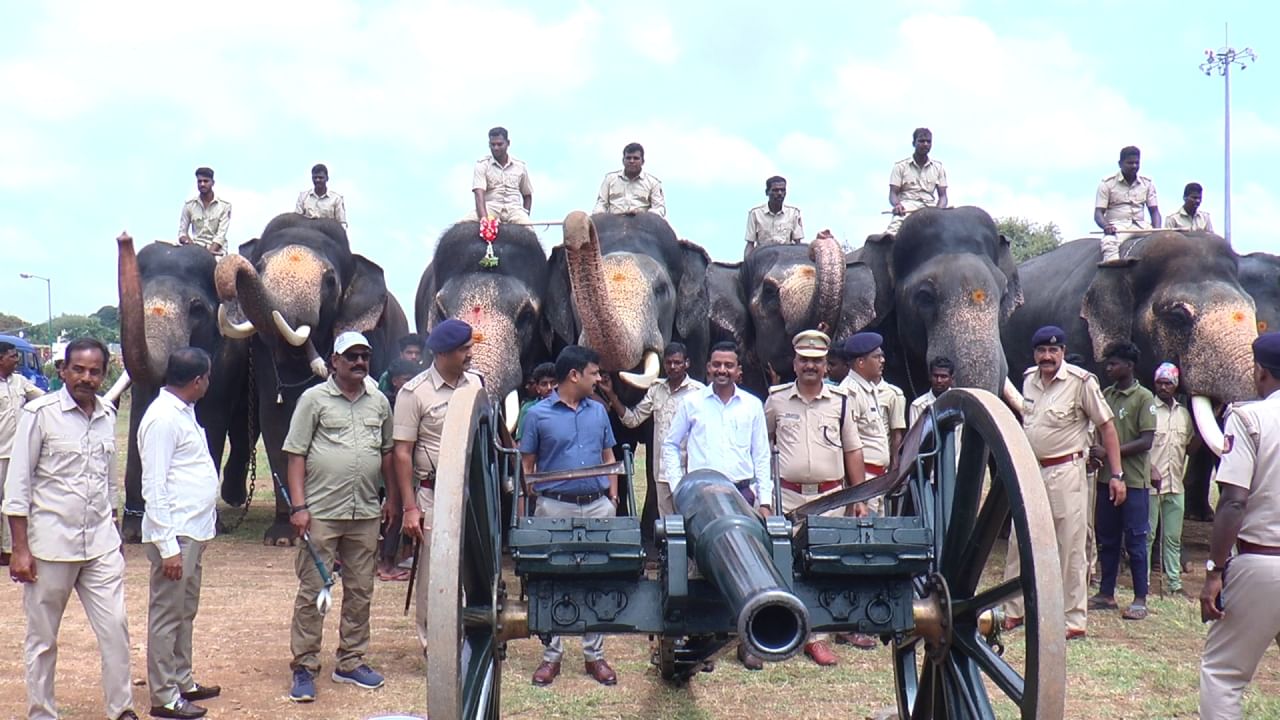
[332,664,385,689]
[289,668,316,703]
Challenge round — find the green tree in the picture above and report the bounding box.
[0,311,29,335]
[997,216,1063,262]
[92,305,119,328]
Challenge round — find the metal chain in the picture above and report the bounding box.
[221,343,257,534]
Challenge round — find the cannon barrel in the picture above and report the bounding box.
[674,470,809,661]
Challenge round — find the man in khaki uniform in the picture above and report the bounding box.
[471,127,533,223]
[766,330,865,666]
[4,339,137,720]
[178,167,232,256]
[593,142,666,217]
[1199,333,1280,719]
[887,128,948,234]
[283,332,394,702]
[907,357,954,425]
[744,176,804,254]
[874,375,907,463]
[1094,146,1160,265]
[393,319,481,651]
[295,163,348,228]
[1163,182,1214,233]
[1002,326,1122,640]
[1148,362,1194,598]
[1,340,44,558]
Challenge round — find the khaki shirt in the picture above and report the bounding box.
[472,155,533,217]
[178,195,232,254]
[890,157,947,211]
[873,380,907,431]
[1095,172,1158,230]
[1103,382,1158,489]
[1151,397,1193,495]
[282,376,393,520]
[594,171,666,217]
[744,204,804,248]
[618,375,704,483]
[295,189,348,227]
[840,372,890,467]
[1021,363,1114,460]
[1,371,44,458]
[393,366,482,488]
[1,389,119,561]
[1163,207,1214,233]
[766,382,861,482]
[1215,389,1280,546]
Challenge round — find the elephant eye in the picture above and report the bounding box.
[516,301,536,326]
[913,284,938,309]
[188,298,208,316]
[1159,302,1196,327]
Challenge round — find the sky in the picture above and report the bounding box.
[1,0,1276,328]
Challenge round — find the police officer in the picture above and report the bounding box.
[1198,333,1280,720]
[1002,326,1122,641]
[392,319,481,651]
[765,330,866,666]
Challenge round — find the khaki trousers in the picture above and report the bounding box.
[464,207,531,224]
[655,480,675,518]
[24,550,133,720]
[145,537,206,706]
[1,457,11,553]
[537,495,612,663]
[1003,460,1089,632]
[413,486,435,652]
[782,483,844,643]
[290,517,379,674]
[1200,554,1280,720]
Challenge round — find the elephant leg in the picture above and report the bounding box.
[121,389,156,544]
[639,440,658,548]
[257,380,300,547]
[217,391,254,508]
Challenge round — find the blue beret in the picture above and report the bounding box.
[844,332,883,357]
[427,319,474,353]
[1031,325,1067,348]
[1254,332,1280,368]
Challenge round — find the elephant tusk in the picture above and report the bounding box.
[1001,378,1024,415]
[620,349,661,389]
[1191,395,1226,456]
[103,371,132,408]
[272,310,312,347]
[218,304,257,338]
[503,390,520,434]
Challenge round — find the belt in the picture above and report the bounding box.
[865,463,886,475]
[1237,540,1280,557]
[781,479,843,495]
[1038,451,1084,468]
[540,489,608,505]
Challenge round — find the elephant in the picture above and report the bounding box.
[214,213,409,544]
[116,235,252,542]
[1004,230,1258,459]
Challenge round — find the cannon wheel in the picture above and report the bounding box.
[892,389,1067,719]
[426,383,505,720]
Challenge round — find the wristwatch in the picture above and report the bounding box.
[289,504,309,515]
[1206,559,1221,573]
[1110,472,1123,480]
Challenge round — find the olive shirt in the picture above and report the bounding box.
[1102,382,1158,489]
[393,366,483,488]
[1020,363,1114,461]
[282,376,394,520]
[765,382,861,483]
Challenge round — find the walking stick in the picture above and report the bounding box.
[403,537,420,616]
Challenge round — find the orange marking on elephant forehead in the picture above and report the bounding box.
[149,306,167,316]
[796,266,815,279]
[970,289,987,304]
[286,250,304,263]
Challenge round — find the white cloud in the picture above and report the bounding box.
[628,14,680,65]
[777,132,840,173]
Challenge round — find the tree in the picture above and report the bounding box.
[0,312,29,335]
[92,305,119,328]
[997,216,1063,262]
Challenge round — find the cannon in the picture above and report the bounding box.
[426,384,1067,719]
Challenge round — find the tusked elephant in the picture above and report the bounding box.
[1004,231,1258,457]
[214,213,408,544]
[116,235,251,542]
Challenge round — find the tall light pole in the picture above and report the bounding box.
[1200,25,1256,243]
[19,273,53,353]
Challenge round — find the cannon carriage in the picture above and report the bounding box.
[426,383,1066,719]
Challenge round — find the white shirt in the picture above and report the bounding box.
[139,388,219,558]
[662,384,772,503]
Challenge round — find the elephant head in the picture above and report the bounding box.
[1239,251,1280,336]
[856,206,1021,396]
[548,211,710,388]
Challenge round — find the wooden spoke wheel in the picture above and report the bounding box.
[891,389,1066,719]
[427,384,506,720]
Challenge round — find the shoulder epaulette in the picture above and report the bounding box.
[24,393,60,413]
[768,382,794,394]
[401,369,432,392]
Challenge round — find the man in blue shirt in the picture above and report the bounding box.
[519,345,619,688]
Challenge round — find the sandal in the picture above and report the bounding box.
[1088,595,1118,610]
[1121,603,1148,621]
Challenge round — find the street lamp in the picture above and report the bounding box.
[19,273,53,356]
[1200,25,1257,243]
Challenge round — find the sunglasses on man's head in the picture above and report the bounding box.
[341,351,371,362]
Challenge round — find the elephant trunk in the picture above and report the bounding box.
[929,297,1007,394]
[809,234,845,333]
[1180,298,1258,455]
[562,211,647,372]
[116,234,159,388]
[456,311,522,398]
[216,254,326,379]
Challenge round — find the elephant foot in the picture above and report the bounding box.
[263,517,297,547]
[120,513,143,544]
[221,477,248,508]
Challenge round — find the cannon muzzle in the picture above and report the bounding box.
[674,470,809,661]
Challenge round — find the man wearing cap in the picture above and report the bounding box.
[1198,332,1280,720]
[1002,326,1122,640]
[839,332,894,481]
[282,332,394,702]
[295,163,347,228]
[178,167,232,256]
[1148,362,1194,599]
[765,330,866,666]
[393,319,480,654]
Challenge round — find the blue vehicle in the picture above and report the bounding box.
[0,334,51,391]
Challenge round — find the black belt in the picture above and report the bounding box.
[540,489,608,505]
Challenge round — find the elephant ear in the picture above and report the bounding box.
[996,233,1025,320]
[835,261,878,339]
[237,238,260,262]
[707,260,749,348]
[675,240,711,340]
[543,245,579,350]
[337,254,391,336]
[855,232,896,323]
[1081,263,1136,361]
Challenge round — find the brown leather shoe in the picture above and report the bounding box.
[736,643,764,670]
[804,641,838,667]
[1065,629,1087,641]
[1001,616,1024,632]
[531,661,560,686]
[584,659,617,685]
[835,632,878,650]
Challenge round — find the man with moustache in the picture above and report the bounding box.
[908,357,955,425]
[4,338,138,720]
[1148,362,1194,599]
[594,142,666,217]
[744,176,805,254]
[295,163,347,228]
[178,167,232,256]
[1095,146,1160,265]
[887,128,948,234]
[1163,182,1214,233]
[471,127,533,223]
